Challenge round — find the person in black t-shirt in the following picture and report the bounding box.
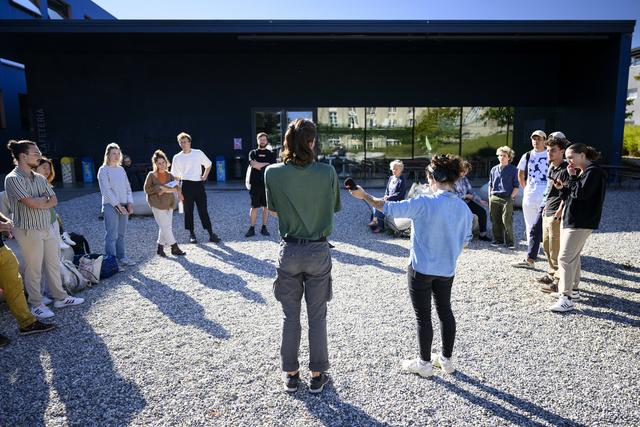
[245,132,276,237]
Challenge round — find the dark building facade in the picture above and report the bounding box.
[0,0,114,173]
[0,20,635,179]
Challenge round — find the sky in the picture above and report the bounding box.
[93,0,640,47]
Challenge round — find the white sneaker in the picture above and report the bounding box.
[401,358,433,378]
[551,290,580,300]
[431,353,455,374]
[42,296,53,306]
[54,296,85,308]
[118,258,136,267]
[550,295,575,312]
[61,232,76,246]
[31,304,55,319]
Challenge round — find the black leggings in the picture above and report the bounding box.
[407,265,456,361]
[466,200,487,233]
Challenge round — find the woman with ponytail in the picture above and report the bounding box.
[549,143,606,312]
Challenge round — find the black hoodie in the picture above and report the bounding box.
[561,164,607,230]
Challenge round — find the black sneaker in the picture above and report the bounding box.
[309,372,330,394]
[260,225,270,236]
[490,241,504,247]
[507,242,516,249]
[189,233,197,244]
[245,226,255,237]
[283,371,300,393]
[540,282,558,293]
[209,233,221,243]
[478,235,492,242]
[19,320,56,336]
[0,334,9,347]
[537,275,555,285]
[328,242,335,249]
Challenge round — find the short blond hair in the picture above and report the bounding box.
[177,132,192,143]
[496,146,515,159]
[389,159,404,171]
[103,142,122,166]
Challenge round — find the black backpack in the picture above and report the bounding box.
[69,232,90,255]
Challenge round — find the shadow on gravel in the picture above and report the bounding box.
[580,276,640,295]
[201,242,276,279]
[580,256,640,283]
[330,249,405,274]
[0,284,147,425]
[293,382,389,427]
[329,236,408,258]
[434,371,586,427]
[171,254,266,304]
[128,272,231,339]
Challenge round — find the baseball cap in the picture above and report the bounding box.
[530,130,547,139]
[549,131,566,139]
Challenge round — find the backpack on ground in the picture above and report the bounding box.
[78,254,102,284]
[69,232,90,255]
[60,259,90,294]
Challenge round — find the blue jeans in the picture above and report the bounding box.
[372,207,385,230]
[103,204,128,260]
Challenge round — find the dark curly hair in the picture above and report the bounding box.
[426,154,464,185]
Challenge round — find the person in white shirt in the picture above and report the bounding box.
[170,132,220,243]
[517,130,549,248]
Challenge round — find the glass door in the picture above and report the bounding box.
[253,109,283,151]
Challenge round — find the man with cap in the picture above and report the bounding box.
[512,131,565,270]
[512,130,548,267]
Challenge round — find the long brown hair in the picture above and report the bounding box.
[37,157,56,184]
[280,119,316,166]
[567,143,601,161]
[151,149,170,172]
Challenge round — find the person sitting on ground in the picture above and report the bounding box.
[143,150,186,257]
[488,146,519,249]
[368,159,406,233]
[123,154,145,192]
[350,154,472,377]
[454,160,491,241]
[0,211,55,347]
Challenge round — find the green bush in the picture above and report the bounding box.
[623,125,640,157]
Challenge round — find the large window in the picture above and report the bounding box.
[414,107,461,157]
[366,106,413,161]
[317,107,365,176]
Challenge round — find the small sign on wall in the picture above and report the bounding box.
[234,138,242,150]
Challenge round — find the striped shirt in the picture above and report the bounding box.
[4,167,55,230]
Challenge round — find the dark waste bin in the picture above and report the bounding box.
[81,157,95,183]
[231,154,244,180]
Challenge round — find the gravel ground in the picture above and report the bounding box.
[1,187,639,426]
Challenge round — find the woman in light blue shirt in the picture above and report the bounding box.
[350,154,472,377]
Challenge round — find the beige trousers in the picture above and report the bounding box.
[557,227,592,296]
[542,215,562,281]
[13,227,68,306]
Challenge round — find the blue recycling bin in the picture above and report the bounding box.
[81,157,95,183]
[215,155,226,182]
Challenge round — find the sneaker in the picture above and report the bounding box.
[328,242,335,249]
[260,225,270,236]
[19,320,56,336]
[431,353,455,374]
[478,235,492,242]
[119,258,136,267]
[540,282,558,293]
[31,304,55,319]
[551,290,580,300]
[512,259,534,269]
[0,334,9,347]
[490,241,504,247]
[400,358,433,378]
[42,296,53,306]
[507,242,516,249]
[283,371,300,393]
[209,233,221,243]
[550,295,575,312]
[309,372,330,394]
[61,232,76,246]
[53,296,85,308]
[537,275,555,285]
[189,233,197,244]
[245,226,255,237]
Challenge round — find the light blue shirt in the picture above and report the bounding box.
[384,190,473,277]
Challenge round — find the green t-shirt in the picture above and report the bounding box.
[265,162,341,240]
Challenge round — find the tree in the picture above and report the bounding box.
[480,107,514,145]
